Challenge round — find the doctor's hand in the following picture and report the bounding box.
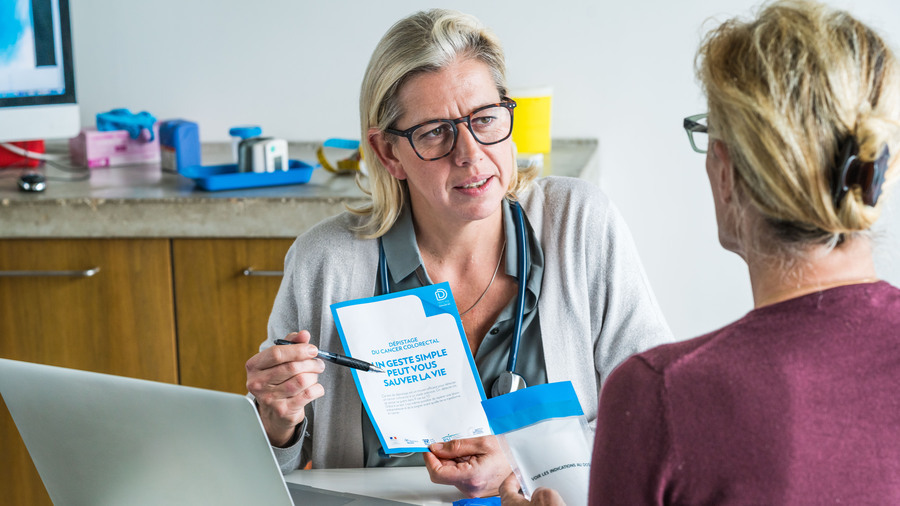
[245,331,325,448]
[423,435,512,498]
[498,473,566,506]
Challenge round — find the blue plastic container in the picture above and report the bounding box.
[159,120,201,171]
[179,159,316,191]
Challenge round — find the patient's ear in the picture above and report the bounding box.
[368,129,407,180]
[711,139,735,205]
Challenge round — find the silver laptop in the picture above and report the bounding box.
[0,358,405,506]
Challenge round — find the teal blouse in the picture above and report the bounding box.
[363,199,546,467]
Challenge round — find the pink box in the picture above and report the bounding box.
[69,124,161,168]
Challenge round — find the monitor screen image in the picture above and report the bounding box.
[0,0,79,142]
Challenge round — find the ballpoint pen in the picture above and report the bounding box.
[274,339,385,373]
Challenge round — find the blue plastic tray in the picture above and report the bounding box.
[179,160,316,191]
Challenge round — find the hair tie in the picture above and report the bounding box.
[832,137,890,208]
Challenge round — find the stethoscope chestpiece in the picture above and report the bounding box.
[491,371,527,397]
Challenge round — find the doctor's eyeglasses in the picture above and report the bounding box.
[684,113,709,153]
[386,99,516,161]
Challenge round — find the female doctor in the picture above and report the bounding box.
[245,8,671,499]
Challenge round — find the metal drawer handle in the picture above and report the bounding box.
[242,268,284,277]
[0,266,101,278]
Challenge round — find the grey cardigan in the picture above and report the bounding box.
[264,176,672,472]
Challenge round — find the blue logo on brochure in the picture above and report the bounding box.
[435,288,448,301]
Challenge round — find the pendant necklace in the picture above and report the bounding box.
[460,238,507,317]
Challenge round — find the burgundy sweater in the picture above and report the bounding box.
[589,281,900,505]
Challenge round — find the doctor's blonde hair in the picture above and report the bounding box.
[353,9,537,239]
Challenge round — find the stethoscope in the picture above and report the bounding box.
[378,200,529,398]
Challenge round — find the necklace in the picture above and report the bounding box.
[755,277,879,308]
[460,239,507,317]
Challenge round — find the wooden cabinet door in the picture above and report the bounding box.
[173,238,293,394]
[0,238,177,506]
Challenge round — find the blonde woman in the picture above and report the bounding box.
[584,1,900,504]
[245,8,671,498]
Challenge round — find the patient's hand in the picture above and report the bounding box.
[423,435,511,498]
[499,473,566,505]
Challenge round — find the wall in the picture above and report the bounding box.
[69,0,900,340]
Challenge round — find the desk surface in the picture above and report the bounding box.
[285,467,468,505]
[0,139,598,238]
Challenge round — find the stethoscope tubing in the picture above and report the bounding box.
[508,201,527,373]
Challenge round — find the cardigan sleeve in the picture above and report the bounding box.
[592,200,674,387]
[528,176,673,425]
[264,237,314,472]
[262,212,372,472]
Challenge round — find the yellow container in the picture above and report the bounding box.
[510,87,552,154]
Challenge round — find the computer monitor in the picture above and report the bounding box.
[0,0,80,143]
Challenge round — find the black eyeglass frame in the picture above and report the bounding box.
[684,113,709,154]
[385,98,517,161]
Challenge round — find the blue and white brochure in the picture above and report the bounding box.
[331,282,489,454]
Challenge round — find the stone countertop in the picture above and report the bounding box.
[0,139,598,238]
